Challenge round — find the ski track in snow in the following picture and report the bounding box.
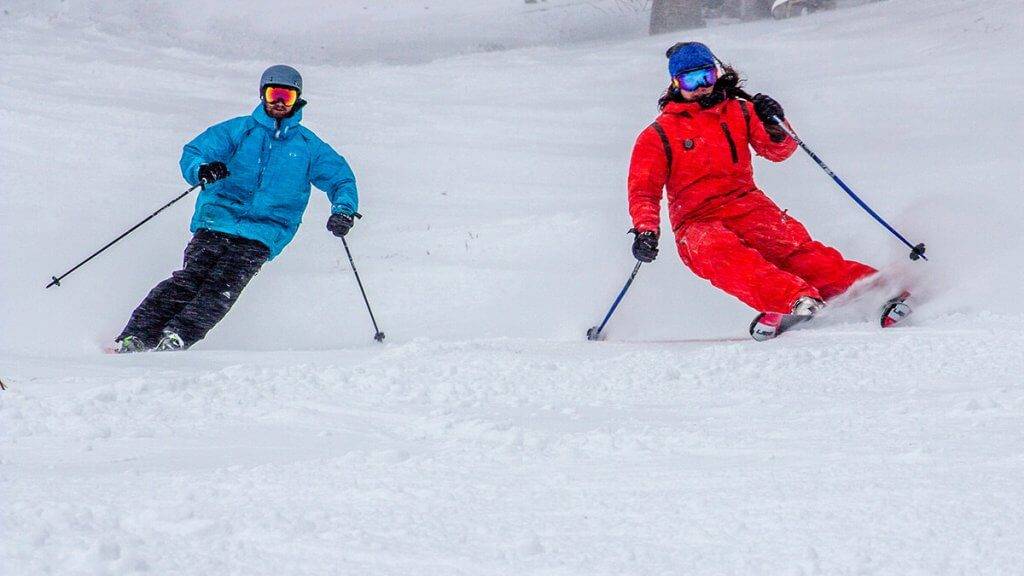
[2,0,1024,574]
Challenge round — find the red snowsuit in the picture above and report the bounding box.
[628,98,875,313]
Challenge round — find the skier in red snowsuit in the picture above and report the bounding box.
[627,42,875,329]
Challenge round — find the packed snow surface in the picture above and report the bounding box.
[2,0,1023,574]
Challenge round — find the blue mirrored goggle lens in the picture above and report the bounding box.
[677,67,718,91]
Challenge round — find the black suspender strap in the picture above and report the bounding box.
[651,121,673,178]
[738,100,751,132]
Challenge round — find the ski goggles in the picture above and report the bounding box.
[263,85,299,106]
[675,66,718,92]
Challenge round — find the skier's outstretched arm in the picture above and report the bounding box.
[746,94,798,162]
[627,127,669,234]
[179,117,247,185]
[309,138,358,216]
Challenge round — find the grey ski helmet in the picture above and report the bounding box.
[259,65,302,97]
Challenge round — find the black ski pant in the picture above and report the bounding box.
[118,229,270,348]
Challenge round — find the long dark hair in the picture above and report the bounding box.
[658,65,751,110]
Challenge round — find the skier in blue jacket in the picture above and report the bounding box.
[114,65,359,352]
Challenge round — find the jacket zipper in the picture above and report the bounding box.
[256,123,279,189]
[720,122,738,163]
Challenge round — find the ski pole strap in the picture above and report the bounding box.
[771,116,927,261]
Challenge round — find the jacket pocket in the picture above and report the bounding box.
[199,203,236,225]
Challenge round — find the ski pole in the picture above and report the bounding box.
[46,181,205,288]
[340,229,386,343]
[587,261,642,341]
[770,115,927,261]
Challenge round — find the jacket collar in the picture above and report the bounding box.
[662,99,726,117]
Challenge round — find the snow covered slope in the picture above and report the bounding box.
[0,0,651,65]
[2,1,1023,574]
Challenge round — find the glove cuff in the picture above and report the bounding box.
[765,124,787,142]
[629,227,659,238]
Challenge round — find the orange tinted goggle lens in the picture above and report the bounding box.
[264,86,298,106]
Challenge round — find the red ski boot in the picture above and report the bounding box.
[880,291,913,328]
[749,296,824,342]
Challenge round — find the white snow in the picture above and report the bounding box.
[2,0,1023,574]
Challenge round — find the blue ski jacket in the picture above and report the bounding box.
[180,102,357,259]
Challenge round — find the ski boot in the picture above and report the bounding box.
[112,335,150,354]
[880,291,912,328]
[155,330,187,352]
[749,296,824,342]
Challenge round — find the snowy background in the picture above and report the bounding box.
[2,0,1023,573]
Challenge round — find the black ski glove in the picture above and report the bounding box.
[198,161,229,184]
[752,94,788,141]
[631,229,659,263]
[752,93,785,124]
[327,212,355,237]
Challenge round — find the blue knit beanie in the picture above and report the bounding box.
[667,42,716,78]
